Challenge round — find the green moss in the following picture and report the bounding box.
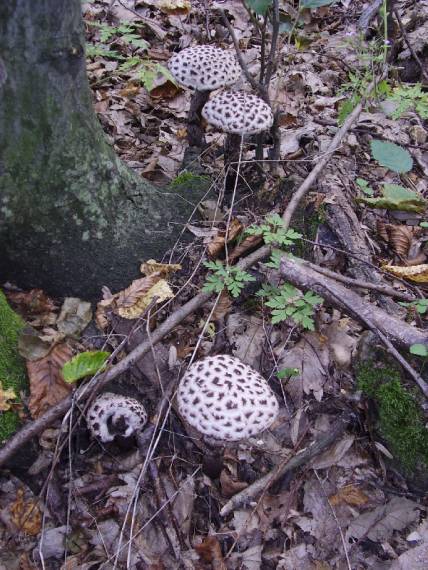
[169,171,210,188]
[357,362,428,469]
[0,290,27,443]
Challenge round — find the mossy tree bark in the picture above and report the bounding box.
[0,0,207,300]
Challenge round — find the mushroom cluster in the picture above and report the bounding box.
[86,392,148,443]
[168,45,241,147]
[177,354,279,443]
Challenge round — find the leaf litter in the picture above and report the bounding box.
[2,0,428,568]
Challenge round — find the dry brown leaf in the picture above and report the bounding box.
[388,225,414,258]
[149,79,181,99]
[329,485,369,507]
[155,0,191,15]
[220,469,248,498]
[228,233,264,263]
[6,288,57,327]
[27,343,73,418]
[194,536,227,569]
[207,218,243,259]
[0,382,17,411]
[382,263,428,282]
[9,488,42,536]
[212,290,233,321]
[140,259,182,277]
[116,276,174,319]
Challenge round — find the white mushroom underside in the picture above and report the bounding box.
[202,91,274,135]
[168,46,241,91]
[177,355,279,441]
[86,392,148,443]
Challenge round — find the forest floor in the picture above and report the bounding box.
[1,0,428,568]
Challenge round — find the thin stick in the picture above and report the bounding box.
[393,8,428,82]
[220,414,351,517]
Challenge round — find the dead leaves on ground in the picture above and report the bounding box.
[96,260,180,327]
[27,343,73,418]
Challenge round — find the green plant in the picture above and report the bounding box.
[0,291,27,442]
[202,261,256,298]
[246,213,302,247]
[399,298,428,315]
[169,171,210,188]
[387,83,428,120]
[86,20,174,91]
[257,282,323,329]
[357,363,428,469]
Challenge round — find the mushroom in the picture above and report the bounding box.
[86,392,148,443]
[167,46,241,148]
[201,90,274,193]
[177,354,279,444]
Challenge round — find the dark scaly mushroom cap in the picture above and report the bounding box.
[167,46,241,91]
[177,355,279,442]
[86,392,148,443]
[202,91,274,135]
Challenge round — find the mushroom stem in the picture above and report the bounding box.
[224,133,242,194]
[187,90,210,148]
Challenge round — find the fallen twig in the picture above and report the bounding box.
[393,7,428,82]
[279,256,428,398]
[220,413,351,517]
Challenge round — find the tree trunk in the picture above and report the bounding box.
[0,0,207,300]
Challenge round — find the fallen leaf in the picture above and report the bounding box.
[220,469,248,498]
[0,381,17,411]
[116,275,174,319]
[329,485,369,507]
[18,325,52,361]
[140,259,182,277]
[207,218,243,259]
[382,263,428,283]
[27,344,73,418]
[9,488,41,536]
[155,0,191,15]
[195,536,226,569]
[57,298,92,337]
[229,233,264,263]
[311,434,355,469]
[346,496,422,543]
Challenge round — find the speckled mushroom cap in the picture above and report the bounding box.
[202,91,274,135]
[168,46,241,91]
[177,355,279,442]
[86,392,148,443]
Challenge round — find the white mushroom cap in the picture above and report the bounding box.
[168,46,241,91]
[177,355,279,442]
[202,91,274,135]
[86,392,148,443]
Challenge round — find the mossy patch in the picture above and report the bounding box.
[357,362,428,470]
[0,290,27,443]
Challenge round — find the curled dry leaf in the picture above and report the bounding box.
[220,469,248,498]
[116,275,174,319]
[377,222,414,258]
[229,233,264,263]
[382,263,428,282]
[140,259,182,277]
[207,218,243,259]
[27,343,73,418]
[0,382,17,411]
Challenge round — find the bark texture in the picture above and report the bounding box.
[0,0,207,300]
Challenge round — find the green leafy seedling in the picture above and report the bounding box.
[203,261,256,298]
[62,351,110,383]
[263,283,323,330]
[356,178,374,196]
[399,299,428,315]
[246,214,302,248]
[277,367,300,379]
